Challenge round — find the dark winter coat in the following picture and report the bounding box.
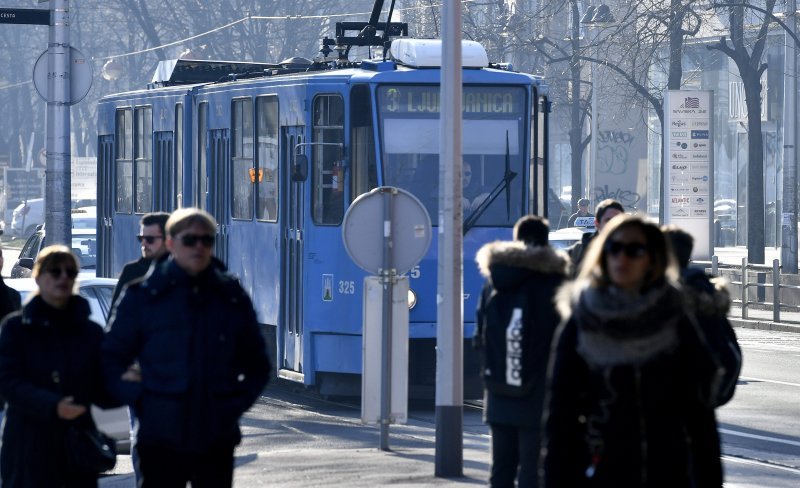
[101,257,271,453]
[0,276,21,322]
[475,241,570,427]
[678,268,741,488]
[0,295,113,487]
[542,280,732,488]
[567,231,595,277]
[0,276,22,410]
[110,256,154,307]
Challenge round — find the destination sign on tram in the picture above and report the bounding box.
[379,86,523,115]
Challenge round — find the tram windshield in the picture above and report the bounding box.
[377,85,526,227]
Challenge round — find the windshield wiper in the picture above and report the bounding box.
[463,132,517,235]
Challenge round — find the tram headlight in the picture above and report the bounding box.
[408,288,417,309]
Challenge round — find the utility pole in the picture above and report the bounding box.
[782,0,798,273]
[435,0,463,478]
[45,0,72,245]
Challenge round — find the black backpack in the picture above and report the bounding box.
[479,283,537,397]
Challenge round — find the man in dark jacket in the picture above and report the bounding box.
[663,225,742,486]
[566,198,593,227]
[567,198,624,275]
[475,215,570,488]
[111,212,170,306]
[102,208,270,487]
[0,245,22,422]
[108,211,168,485]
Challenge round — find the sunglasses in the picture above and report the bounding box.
[604,241,647,258]
[45,267,79,279]
[137,235,164,244]
[180,233,215,248]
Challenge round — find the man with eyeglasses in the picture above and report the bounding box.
[110,212,170,307]
[102,208,270,487]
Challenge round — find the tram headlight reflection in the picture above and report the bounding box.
[408,288,417,309]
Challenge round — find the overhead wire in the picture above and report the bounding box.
[95,0,479,61]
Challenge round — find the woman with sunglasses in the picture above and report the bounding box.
[0,245,115,487]
[541,215,730,487]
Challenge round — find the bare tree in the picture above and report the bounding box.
[707,0,777,263]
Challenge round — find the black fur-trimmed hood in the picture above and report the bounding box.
[476,241,571,277]
[681,268,731,317]
[476,241,571,294]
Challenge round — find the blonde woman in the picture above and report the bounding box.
[542,215,734,487]
[0,246,113,487]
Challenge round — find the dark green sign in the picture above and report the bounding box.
[379,86,523,116]
[0,8,50,26]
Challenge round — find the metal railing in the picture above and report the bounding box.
[694,257,800,323]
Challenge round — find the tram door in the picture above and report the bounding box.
[153,131,174,211]
[97,135,115,278]
[208,129,230,264]
[280,126,305,373]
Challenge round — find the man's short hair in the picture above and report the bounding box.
[595,199,625,224]
[513,215,549,246]
[166,208,217,238]
[578,198,590,207]
[140,212,170,235]
[662,224,694,269]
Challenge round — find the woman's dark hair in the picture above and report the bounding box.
[578,214,677,289]
[661,224,694,269]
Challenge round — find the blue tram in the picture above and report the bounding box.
[96,31,550,397]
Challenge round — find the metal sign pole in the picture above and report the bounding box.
[45,0,71,246]
[436,0,464,478]
[380,187,395,450]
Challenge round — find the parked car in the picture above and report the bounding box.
[9,200,97,238]
[9,198,44,238]
[548,225,595,250]
[5,276,130,453]
[10,225,97,278]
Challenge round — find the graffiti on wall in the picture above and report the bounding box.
[593,129,643,211]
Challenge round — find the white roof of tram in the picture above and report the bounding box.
[388,39,489,68]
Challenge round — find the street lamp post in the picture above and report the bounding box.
[581,4,616,205]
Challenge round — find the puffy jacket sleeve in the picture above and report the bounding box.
[101,291,145,406]
[541,319,591,487]
[226,285,270,419]
[0,315,62,419]
[681,313,741,409]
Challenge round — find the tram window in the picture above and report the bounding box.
[256,96,279,221]
[175,104,184,208]
[350,85,377,202]
[115,108,133,214]
[312,95,345,225]
[232,98,254,220]
[197,103,208,209]
[134,107,153,214]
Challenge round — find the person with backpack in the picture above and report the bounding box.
[475,215,570,488]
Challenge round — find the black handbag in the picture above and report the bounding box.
[66,424,117,473]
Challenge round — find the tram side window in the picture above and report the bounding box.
[115,108,133,213]
[134,107,153,214]
[312,94,344,225]
[350,85,377,202]
[197,103,208,209]
[175,104,184,208]
[256,96,279,221]
[232,98,254,220]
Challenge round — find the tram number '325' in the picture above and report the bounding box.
[339,280,356,295]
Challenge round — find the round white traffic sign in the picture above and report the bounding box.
[32,47,93,105]
[342,187,431,275]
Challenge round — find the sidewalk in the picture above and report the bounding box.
[100,389,492,487]
[729,307,800,333]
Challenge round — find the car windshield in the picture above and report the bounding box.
[71,234,97,269]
